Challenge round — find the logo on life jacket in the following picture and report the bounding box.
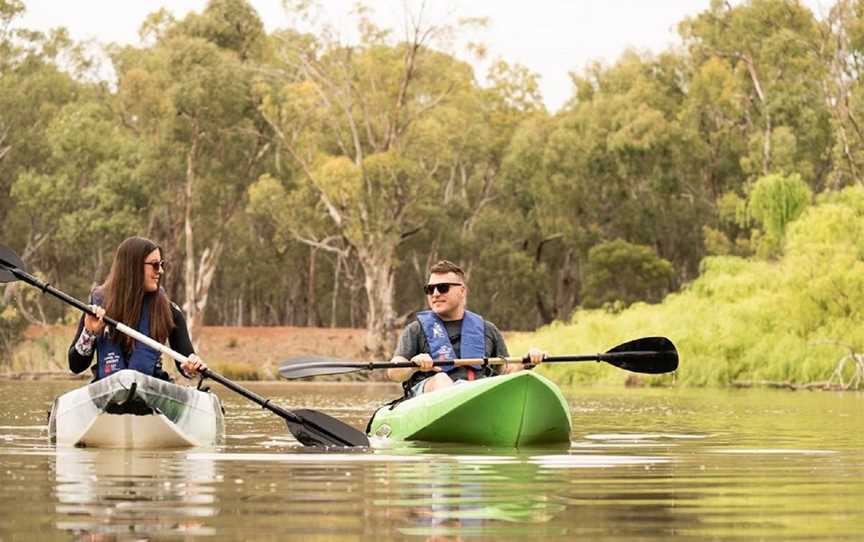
[103,352,121,376]
[435,345,452,360]
[416,310,485,370]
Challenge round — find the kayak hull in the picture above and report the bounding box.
[368,371,571,447]
[49,369,224,449]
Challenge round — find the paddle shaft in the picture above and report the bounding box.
[337,351,665,371]
[1,257,307,424]
[278,334,678,379]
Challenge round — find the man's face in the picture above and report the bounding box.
[425,271,466,320]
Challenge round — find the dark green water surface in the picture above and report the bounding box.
[0,379,861,541]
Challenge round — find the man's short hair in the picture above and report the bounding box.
[429,260,465,280]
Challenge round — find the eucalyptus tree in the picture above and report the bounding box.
[110,0,272,333]
[679,0,832,187]
[391,59,548,329]
[10,99,148,297]
[1,2,118,325]
[530,50,708,310]
[0,0,91,263]
[252,5,502,353]
[822,0,864,187]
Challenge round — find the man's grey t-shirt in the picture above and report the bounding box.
[394,318,509,362]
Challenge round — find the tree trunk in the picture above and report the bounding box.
[307,247,317,326]
[742,54,771,175]
[357,245,398,358]
[331,254,341,328]
[181,137,224,339]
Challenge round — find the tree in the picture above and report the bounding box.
[110,0,271,334]
[748,172,812,255]
[1,4,113,323]
[254,4,498,354]
[679,0,831,186]
[580,239,675,310]
[822,0,864,187]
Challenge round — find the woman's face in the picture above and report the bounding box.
[143,248,163,293]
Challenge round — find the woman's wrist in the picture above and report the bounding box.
[74,328,97,356]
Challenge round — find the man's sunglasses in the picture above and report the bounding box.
[423,282,462,295]
[144,260,166,271]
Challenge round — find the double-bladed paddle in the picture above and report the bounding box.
[278,336,679,379]
[0,244,369,448]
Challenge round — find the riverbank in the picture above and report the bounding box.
[4,324,531,381]
[4,324,371,381]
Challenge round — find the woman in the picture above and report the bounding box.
[67,236,206,381]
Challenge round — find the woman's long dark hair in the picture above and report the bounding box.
[100,236,174,353]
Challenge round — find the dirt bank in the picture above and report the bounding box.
[10,325,370,380]
[8,325,528,381]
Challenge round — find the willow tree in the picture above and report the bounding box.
[253,7,491,354]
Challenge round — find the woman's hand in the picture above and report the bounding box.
[181,353,207,376]
[84,305,106,334]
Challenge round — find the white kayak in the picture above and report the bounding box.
[48,369,224,449]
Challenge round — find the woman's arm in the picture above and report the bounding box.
[168,303,195,377]
[67,315,95,374]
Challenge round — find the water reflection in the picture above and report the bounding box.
[0,381,861,540]
[375,452,568,539]
[54,447,218,539]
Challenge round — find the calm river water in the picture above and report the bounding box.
[0,378,861,541]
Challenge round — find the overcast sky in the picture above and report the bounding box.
[17,0,832,112]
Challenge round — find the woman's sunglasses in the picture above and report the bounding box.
[423,282,462,295]
[144,260,166,271]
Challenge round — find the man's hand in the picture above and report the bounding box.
[523,347,546,365]
[502,347,547,374]
[411,353,440,372]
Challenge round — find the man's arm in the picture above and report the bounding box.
[386,355,414,382]
[387,321,425,382]
[486,321,546,374]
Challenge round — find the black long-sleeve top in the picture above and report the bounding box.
[67,302,195,379]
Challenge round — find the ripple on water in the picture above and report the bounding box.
[1,381,862,541]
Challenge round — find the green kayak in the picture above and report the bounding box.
[367,371,571,446]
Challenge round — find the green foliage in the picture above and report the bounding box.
[748,172,812,255]
[178,0,265,59]
[680,0,830,183]
[5,0,864,382]
[580,240,675,309]
[511,186,864,388]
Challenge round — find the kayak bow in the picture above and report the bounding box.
[367,371,571,447]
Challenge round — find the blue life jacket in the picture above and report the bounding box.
[416,309,486,373]
[91,290,164,380]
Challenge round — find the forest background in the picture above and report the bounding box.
[2,0,864,389]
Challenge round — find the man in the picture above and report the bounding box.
[388,260,544,396]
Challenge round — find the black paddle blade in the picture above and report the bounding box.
[278,356,366,379]
[0,245,26,283]
[604,336,678,374]
[286,408,370,447]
